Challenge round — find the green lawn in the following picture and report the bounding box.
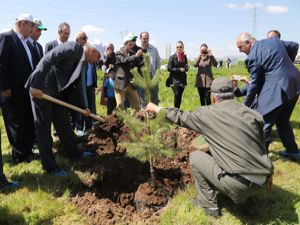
[0,64,299,225]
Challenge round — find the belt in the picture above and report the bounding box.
[229,174,263,187]
[219,173,262,188]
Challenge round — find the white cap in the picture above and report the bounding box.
[123,32,137,44]
[16,13,34,23]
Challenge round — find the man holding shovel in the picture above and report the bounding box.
[25,42,100,176]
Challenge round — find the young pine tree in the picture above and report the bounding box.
[117,53,176,182]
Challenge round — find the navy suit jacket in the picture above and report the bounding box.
[44,39,58,54]
[0,30,33,97]
[25,42,85,107]
[244,37,300,116]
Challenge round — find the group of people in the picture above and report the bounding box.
[146,29,300,217]
[1,12,300,219]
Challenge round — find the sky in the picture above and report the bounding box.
[0,0,299,60]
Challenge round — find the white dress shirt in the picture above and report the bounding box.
[14,30,33,69]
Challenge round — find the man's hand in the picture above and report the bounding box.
[146,102,162,113]
[1,89,11,97]
[240,76,250,84]
[135,49,143,58]
[29,88,43,99]
[83,108,91,117]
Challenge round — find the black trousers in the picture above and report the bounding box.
[30,96,82,172]
[197,87,211,106]
[0,129,4,180]
[263,95,299,153]
[172,85,185,109]
[107,97,116,115]
[1,92,35,162]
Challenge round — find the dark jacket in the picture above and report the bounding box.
[167,53,188,87]
[25,42,85,107]
[165,100,273,176]
[44,39,58,54]
[194,54,218,88]
[114,47,141,91]
[244,37,300,116]
[0,29,33,96]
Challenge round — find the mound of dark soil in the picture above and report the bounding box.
[71,114,202,225]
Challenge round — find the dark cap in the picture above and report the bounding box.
[211,77,233,93]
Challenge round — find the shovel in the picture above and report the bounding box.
[42,94,104,122]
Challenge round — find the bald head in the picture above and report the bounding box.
[75,31,88,46]
[267,30,281,39]
[84,45,101,63]
[236,32,256,55]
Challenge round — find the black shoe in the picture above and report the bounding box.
[0,178,20,191]
[190,198,221,217]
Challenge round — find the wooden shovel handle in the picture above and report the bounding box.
[42,94,104,122]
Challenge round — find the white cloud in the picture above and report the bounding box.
[81,25,105,33]
[224,3,238,9]
[266,5,288,14]
[224,2,263,10]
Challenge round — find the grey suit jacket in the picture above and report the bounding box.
[44,39,58,54]
[114,47,141,90]
[25,42,84,101]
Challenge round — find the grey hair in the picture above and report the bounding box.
[238,32,256,43]
[211,92,234,101]
[58,22,70,33]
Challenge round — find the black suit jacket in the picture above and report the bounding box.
[25,42,85,107]
[34,41,44,60]
[44,39,58,54]
[0,30,33,95]
[167,53,188,86]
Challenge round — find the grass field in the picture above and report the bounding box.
[0,64,299,225]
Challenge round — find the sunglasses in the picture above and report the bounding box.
[176,46,183,49]
[81,36,88,40]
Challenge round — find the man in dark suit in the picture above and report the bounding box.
[0,13,36,164]
[44,22,70,54]
[0,51,20,190]
[28,20,47,65]
[236,32,300,160]
[25,42,100,176]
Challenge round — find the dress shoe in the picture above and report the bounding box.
[0,179,20,190]
[80,151,94,158]
[53,169,69,177]
[279,151,300,161]
[189,198,221,217]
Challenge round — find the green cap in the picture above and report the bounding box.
[211,77,233,93]
[34,20,47,30]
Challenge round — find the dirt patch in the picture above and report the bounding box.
[71,115,201,225]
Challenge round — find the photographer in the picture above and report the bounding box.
[194,43,218,106]
[114,33,143,111]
